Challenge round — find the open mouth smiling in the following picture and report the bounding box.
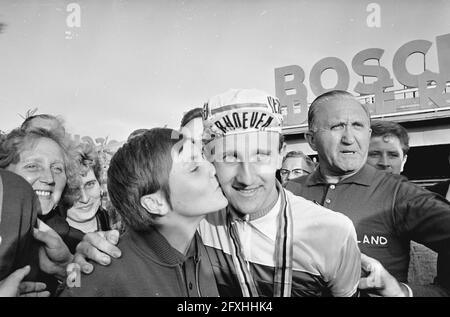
[34,190,52,197]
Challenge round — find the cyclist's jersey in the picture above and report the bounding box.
[198,188,360,297]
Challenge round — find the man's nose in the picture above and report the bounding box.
[236,162,254,185]
[341,126,355,144]
[377,153,390,169]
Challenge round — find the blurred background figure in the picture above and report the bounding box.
[180,107,203,142]
[367,121,409,175]
[279,150,316,185]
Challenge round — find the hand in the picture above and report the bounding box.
[359,253,410,297]
[18,281,50,297]
[33,225,74,280]
[0,266,49,297]
[66,263,81,288]
[74,230,121,274]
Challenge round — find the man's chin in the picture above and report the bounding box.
[38,198,57,215]
[229,200,257,216]
[337,161,365,174]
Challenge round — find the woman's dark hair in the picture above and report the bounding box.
[107,128,183,231]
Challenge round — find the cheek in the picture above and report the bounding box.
[318,134,337,150]
[171,180,209,211]
[55,174,67,192]
[357,132,371,146]
[256,162,277,176]
[214,164,233,186]
[88,187,102,200]
[172,176,204,199]
[392,158,403,166]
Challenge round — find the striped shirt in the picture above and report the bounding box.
[198,188,361,297]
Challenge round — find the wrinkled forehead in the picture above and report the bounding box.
[20,136,63,157]
[204,131,280,160]
[371,134,403,149]
[315,96,370,123]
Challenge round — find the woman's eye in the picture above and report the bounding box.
[85,181,97,188]
[25,164,38,170]
[52,166,64,174]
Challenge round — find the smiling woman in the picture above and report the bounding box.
[0,128,78,214]
[0,127,83,252]
[61,142,112,234]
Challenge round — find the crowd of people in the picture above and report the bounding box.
[0,88,449,297]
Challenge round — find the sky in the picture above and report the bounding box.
[0,0,449,142]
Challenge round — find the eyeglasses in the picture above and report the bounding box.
[279,168,310,178]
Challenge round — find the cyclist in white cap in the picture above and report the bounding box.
[197,88,361,296]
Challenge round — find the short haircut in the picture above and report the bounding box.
[127,129,149,142]
[0,127,79,205]
[370,120,410,155]
[282,150,316,169]
[308,90,371,131]
[180,107,203,128]
[107,128,183,231]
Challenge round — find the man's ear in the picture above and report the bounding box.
[400,154,408,173]
[305,131,317,151]
[140,191,169,217]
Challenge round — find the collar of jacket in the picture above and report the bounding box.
[127,226,198,267]
[305,163,377,187]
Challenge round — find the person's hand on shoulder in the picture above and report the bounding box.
[33,220,74,280]
[73,229,122,274]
